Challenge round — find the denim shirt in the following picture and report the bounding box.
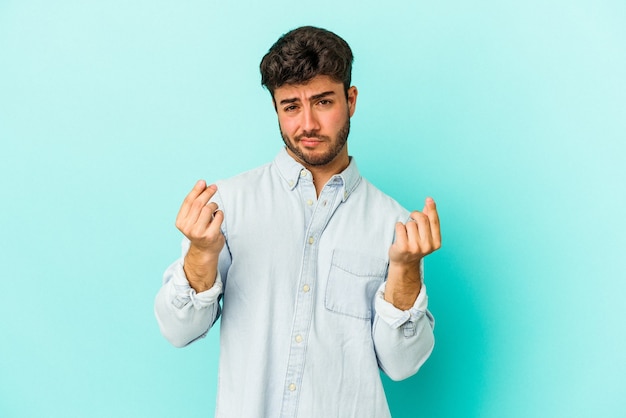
[155,148,435,418]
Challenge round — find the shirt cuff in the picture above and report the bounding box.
[169,259,223,309]
[375,280,429,329]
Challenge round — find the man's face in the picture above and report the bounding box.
[273,75,357,170]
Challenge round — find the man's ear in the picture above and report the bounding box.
[347,86,358,117]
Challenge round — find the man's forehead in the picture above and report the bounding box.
[273,75,344,101]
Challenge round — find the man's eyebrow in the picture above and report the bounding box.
[279,97,298,105]
[278,91,337,106]
[309,91,336,101]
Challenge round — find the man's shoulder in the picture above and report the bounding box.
[214,159,284,203]
[219,161,273,185]
[356,177,410,218]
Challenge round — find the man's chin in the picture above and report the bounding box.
[291,151,330,167]
[301,151,339,167]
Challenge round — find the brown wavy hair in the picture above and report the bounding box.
[260,26,354,98]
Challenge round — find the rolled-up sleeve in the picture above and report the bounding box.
[372,276,435,381]
[154,247,224,348]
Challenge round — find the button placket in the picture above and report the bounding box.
[280,179,342,417]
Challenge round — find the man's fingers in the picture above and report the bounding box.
[408,211,431,249]
[185,180,208,205]
[195,184,219,207]
[177,181,218,225]
[207,210,225,235]
[422,197,441,248]
[394,222,408,247]
[204,201,219,214]
[405,215,421,244]
[178,180,207,220]
[195,202,219,231]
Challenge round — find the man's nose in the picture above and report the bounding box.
[301,107,320,132]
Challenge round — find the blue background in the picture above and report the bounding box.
[1,1,625,417]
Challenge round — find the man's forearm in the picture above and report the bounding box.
[183,244,220,293]
[384,261,421,311]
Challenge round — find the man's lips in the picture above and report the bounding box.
[298,137,324,147]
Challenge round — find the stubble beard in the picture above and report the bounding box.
[280,117,351,167]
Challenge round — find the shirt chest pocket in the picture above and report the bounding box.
[324,249,388,320]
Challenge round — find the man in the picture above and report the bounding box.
[155,26,441,417]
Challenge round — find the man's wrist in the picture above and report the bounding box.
[184,245,220,292]
[385,260,422,310]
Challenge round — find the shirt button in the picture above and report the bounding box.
[308,236,314,244]
[295,335,303,343]
[288,180,294,187]
[300,170,307,177]
[288,383,296,391]
[306,199,313,206]
[303,284,310,293]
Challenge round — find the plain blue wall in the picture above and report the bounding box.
[1,1,625,417]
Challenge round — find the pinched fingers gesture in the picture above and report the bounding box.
[175,180,225,255]
[389,197,442,266]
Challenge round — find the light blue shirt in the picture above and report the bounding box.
[155,149,435,418]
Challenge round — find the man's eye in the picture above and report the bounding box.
[318,99,332,106]
[284,105,298,112]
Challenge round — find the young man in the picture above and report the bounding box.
[155,26,441,417]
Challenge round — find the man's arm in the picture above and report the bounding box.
[154,181,227,347]
[175,180,225,292]
[373,198,441,380]
[385,197,441,308]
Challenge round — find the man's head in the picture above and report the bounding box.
[260,26,354,99]
[261,26,358,174]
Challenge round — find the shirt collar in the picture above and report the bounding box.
[273,147,362,202]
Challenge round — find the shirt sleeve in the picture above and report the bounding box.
[154,242,224,348]
[372,262,435,381]
[374,280,430,330]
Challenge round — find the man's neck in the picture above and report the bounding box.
[286,148,350,197]
[308,160,349,196]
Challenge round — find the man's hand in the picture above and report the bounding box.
[175,180,225,292]
[385,197,441,310]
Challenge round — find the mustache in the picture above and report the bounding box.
[295,131,329,141]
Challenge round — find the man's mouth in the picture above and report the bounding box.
[300,137,322,146]
[297,134,326,147]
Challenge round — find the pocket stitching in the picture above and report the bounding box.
[324,250,387,320]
